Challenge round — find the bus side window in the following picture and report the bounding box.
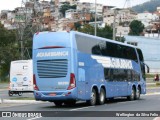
[127,70,132,81]
[104,68,110,80]
[92,45,101,55]
[110,69,114,81]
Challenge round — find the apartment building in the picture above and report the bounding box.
[137,12,159,27]
[65,9,91,21]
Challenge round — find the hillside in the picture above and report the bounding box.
[132,0,160,13]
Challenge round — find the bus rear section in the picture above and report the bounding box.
[33,32,77,105]
[9,60,33,96]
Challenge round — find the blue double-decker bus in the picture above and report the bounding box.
[32,31,149,106]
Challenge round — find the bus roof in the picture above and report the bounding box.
[33,31,138,49]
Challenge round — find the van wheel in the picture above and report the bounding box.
[135,87,141,100]
[54,101,63,107]
[87,89,96,106]
[97,88,106,105]
[18,92,23,96]
[127,87,135,101]
[8,91,13,96]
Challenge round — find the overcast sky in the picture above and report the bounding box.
[0,0,150,12]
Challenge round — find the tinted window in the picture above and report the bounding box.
[76,34,138,62]
[137,48,144,62]
[104,68,139,82]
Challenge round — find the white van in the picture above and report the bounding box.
[9,60,33,96]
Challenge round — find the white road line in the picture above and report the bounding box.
[70,106,95,111]
[27,117,42,120]
[145,93,160,96]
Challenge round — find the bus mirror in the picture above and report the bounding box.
[147,66,149,73]
[144,63,149,73]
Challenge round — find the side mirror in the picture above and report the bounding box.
[144,63,149,73]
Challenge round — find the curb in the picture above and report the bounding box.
[0,99,44,104]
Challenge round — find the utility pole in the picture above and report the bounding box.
[113,9,117,40]
[94,0,97,36]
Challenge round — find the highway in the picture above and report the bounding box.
[0,94,160,120]
[0,83,160,120]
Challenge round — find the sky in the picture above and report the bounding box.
[0,0,150,12]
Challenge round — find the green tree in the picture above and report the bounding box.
[0,23,19,81]
[78,24,113,39]
[98,25,113,39]
[78,24,95,35]
[60,2,77,17]
[129,20,144,36]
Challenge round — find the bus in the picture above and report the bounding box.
[9,60,33,96]
[32,31,149,106]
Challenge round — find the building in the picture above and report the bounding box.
[116,26,130,37]
[77,1,103,18]
[103,8,137,27]
[124,36,160,73]
[137,12,159,27]
[65,9,91,21]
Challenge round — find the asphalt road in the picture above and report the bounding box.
[0,94,160,120]
[0,86,159,100]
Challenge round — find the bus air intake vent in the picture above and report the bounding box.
[37,59,68,78]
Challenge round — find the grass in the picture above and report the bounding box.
[147,82,160,88]
[146,74,159,78]
[9,97,35,100]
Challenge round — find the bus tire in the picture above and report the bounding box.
[87,89,97,106]
[64,100,76,106]
[127,87,135,101]
[97,88,106,105]
[135,87,141,100]
[54,101,63,107]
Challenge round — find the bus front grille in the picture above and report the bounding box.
[37,59,68,78]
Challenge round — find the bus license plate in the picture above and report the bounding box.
[49,93,56,96]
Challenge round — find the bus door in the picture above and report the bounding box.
[77,67,86,99]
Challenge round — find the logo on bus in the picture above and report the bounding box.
[36,51,68,57]
[92,55,133,69]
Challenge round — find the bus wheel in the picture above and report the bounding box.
[127,87,135,101]
[18,92,23,96]
[64,100,76,106]
[8,91,13,96]
[54,101,63,107]
[135,87,141,100]
[87,89,96,106]
[97,88,106,105]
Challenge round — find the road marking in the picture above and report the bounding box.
[70,106,95,111]
[145,92,160,96]
[27,116,42,120]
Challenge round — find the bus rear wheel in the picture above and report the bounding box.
[135,87,141,100]
[127,87,135,101]
[54,101,63,107]
[87,89,96,106]
[64,100,76,106]
[97,88,106,105]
